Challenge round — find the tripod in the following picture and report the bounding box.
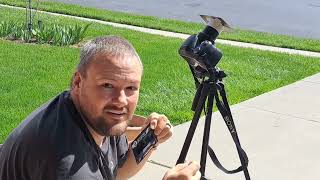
[176,70,250,180]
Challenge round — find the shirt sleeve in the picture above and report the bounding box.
[0,130,57,180]
[116,134,129,168]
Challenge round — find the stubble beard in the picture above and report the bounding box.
[94,117,128,136]
[77,105,128,137]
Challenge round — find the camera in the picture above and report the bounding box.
[131,125,158,163]
[179,15,231,80]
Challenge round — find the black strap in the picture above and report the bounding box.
[207,83,250,179]
[208,146,248,174]
[188,64,201,88]
[68,98,111,180]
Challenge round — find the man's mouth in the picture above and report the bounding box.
[105,109,127,116]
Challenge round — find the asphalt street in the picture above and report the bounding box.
[51,0,320,39]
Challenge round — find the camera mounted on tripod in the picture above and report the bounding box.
[179,15,231,82]
[176,15,251,180]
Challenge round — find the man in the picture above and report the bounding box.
[0,35,200,180]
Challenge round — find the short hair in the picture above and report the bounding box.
[77,35,143,76]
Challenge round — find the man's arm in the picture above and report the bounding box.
[163,161,201,180]
[116,141,156,180]
[0,132,57,180]
[118,152,201,180]
[117,113,173,179]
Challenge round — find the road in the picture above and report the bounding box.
[51,0,320,39]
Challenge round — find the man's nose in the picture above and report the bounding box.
[113,90,128,107]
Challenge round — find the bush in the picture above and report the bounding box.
[51,23,91,46]
[7,23,23,40]
[0,21,91,46]
[32,25,55,44]
[0,21,13,37]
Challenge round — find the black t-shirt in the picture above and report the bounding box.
[0,91,129,180]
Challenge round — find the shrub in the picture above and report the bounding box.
[0,21,13,37]
[21,29,32,42]
[51,23,91,46]
[0,21,91,46]
[32,25,55,44]
[7,23,24,40]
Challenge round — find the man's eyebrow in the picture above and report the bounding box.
[96,77,140,83]
[126,79,141,84]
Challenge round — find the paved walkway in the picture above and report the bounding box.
[1,4,320,58]
[132,73,320,180]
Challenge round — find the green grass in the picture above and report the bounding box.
[1,0,320,52]
[0,20,91,45]
[1,6,320,143]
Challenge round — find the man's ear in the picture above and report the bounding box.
[72,71,82,94]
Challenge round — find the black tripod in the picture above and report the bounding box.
[176,69,250,180]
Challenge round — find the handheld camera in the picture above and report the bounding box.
[131,125,158,164]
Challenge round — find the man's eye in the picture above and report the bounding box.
[103,83,113,89]
[127,86,138,91]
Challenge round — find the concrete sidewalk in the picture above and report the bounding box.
[132,73,320,180]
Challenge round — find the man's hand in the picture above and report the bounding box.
[118,113,173,179]
[163,161,201,180]
[147,112,173,144]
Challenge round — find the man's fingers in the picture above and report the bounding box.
[163,161,201,180]
[153,117,166,135]
[147,112,173,144]
[171,162,190,171]
[191,171,201,180]
[183,161,201,176]
[148,113,167,133]
[157,128,173,143]
[157,125,170,139]
[149,119,158,129]
[148,112,160,129]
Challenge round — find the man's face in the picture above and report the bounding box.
[75,52,142,136]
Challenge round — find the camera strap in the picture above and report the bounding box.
[70,100,112,180]
[207,83,250,179]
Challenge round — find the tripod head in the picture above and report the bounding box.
[178,15,231,83]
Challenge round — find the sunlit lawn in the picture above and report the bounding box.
[1,7,320,143]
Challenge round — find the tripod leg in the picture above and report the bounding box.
[215,84,251,180]
[200,85,215,176]
[176,82,210,164]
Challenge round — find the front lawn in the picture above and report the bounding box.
[1,6,320,143]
